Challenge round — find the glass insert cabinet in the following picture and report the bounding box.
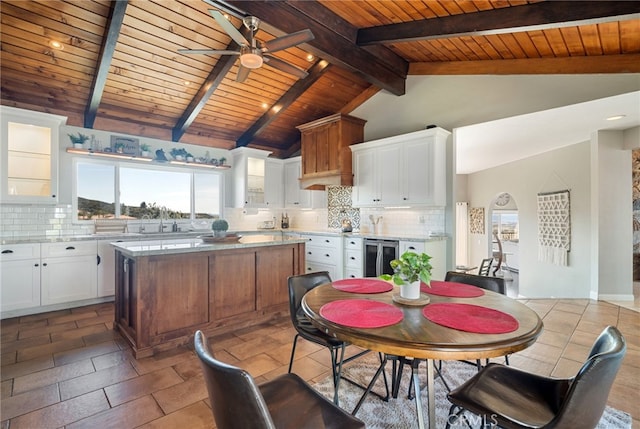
[1,106,66,204]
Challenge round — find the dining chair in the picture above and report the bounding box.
[194,330,365,429]
[444,270,508,368]
[445,325,626,429]
[287,271,373,405]
[477,258,493,276]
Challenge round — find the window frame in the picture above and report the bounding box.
[72,157,225,222]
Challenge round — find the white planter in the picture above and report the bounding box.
[400,281,421,300]
[73,143,84,149]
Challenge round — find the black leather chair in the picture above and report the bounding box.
[444,271,505,294]
[445,325,626,429]
[287,271,372,405]
[477,258,493,276]
[194,330,365,429]
[445,270,508,368]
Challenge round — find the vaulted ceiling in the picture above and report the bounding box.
[1,0,639,158]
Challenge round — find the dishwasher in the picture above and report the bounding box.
[364,239,399,277]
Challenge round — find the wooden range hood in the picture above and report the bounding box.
[297,113,366,190]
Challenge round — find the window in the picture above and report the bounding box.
[492,210,519,241]
[74,159,223,220]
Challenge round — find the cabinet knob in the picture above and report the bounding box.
[51,194,56,198]
[324,254,330,257]
[350,256,356,260]
[42,263,47,267]
[408,246,416,250]
[34,263,39,267]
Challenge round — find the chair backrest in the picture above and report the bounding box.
[477,258,493,276]
[194,330,276,429]
[288,271,332,328]
[548,325,626,428]
[445,271,506,294]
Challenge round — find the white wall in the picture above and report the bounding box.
[466,142,594,298]
[592,130,633,299]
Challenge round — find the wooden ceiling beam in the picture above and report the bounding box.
[84,0,128,129]
[409,54,640,75]
[218,0,407,96]
[358,1,640,45]
[172,26,252,143]
[236,59,331,147]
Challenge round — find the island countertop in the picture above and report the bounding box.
[110,234,308,258]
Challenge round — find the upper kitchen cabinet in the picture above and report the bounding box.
[283,157,326,209]
[229,147,282,209]
[297,114,366,190]
[351,127,451,208]
[0,106,66,204]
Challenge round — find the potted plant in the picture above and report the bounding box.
[114,142,125,153]
[186,152,195,162]
[211,218,229,237]
[380,251,432,300]
[68,132,90,149]
[218,157,227,166]
[140,143,151,157]
[170,147,188,161]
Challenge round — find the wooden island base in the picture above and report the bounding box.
[114,241,304,358]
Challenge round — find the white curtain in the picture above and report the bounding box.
[456,202,469,266]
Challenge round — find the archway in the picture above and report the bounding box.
[489,192,519,297]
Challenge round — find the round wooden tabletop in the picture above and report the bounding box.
[302,283,543,361]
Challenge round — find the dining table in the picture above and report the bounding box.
[301,278,544,429]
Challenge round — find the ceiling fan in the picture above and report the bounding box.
[179,10,315,82]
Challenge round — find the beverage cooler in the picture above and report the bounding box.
[364,239,399,277]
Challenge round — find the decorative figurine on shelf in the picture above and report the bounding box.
[154,149,168,162]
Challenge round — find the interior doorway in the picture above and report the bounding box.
[489,192,519,297]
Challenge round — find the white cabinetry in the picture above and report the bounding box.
[0,243,41,312]
[229,147,282,208]
[351,127,450,208]
[1,106,67,204]
[283,157,325,209]
[97,240,116,297]
[301,234,343,280]
[399,239,447,281]
[41,241,98,305]
[343,236,363,279]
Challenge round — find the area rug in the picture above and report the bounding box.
[312,358,631,428]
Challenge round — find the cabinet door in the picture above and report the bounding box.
[41,254,98,305]
[300,129,317,176]
[284,160,310,208]
[0,107,64,204]
[210,251,256,319]
[352,149,378,206]
[377,145,403,206]
[404,138,433,205]
[256,245,296,309]
[1,259,40,312]
[264,159,283,208]
[97,240,116,297]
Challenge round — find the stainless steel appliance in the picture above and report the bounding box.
[364,239,399,277]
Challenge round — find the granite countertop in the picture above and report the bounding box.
[1,229,447,246]
[111,234,308,258]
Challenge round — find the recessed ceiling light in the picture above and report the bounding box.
[184,81,190,86]
[261,102,268,109]
[606,115,626,121]
[306,54,314,62]
[49,40,64,50]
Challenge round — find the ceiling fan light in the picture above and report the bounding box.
[240,52,263,69]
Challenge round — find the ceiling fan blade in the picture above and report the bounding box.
[236,65,251,83]
[178,49,240,55]
[263,56,309,79]
[263,29,314,53]
[208,9,249,46]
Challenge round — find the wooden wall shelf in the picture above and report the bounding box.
[66,148,231,169]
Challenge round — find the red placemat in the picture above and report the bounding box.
[422,303,519,334]
[422,280,485,298]
[332,278,393,294]
[320,299,403,328]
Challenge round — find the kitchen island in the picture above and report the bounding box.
[111,234,306,358]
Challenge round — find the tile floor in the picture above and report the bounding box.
[1,297,638,428]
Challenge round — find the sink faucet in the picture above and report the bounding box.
[139,214,151,233]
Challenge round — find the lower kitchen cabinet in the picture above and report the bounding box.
[343,236,363,279]
[97,240,116,297]
[41,241,98,305]
[301,234,343,280]
[0,243,41,312]
[399,239,447,281]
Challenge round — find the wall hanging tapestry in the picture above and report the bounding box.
[469,207,484,234]
[537,189,571,266]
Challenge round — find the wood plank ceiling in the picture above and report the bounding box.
[1,0,639,158]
